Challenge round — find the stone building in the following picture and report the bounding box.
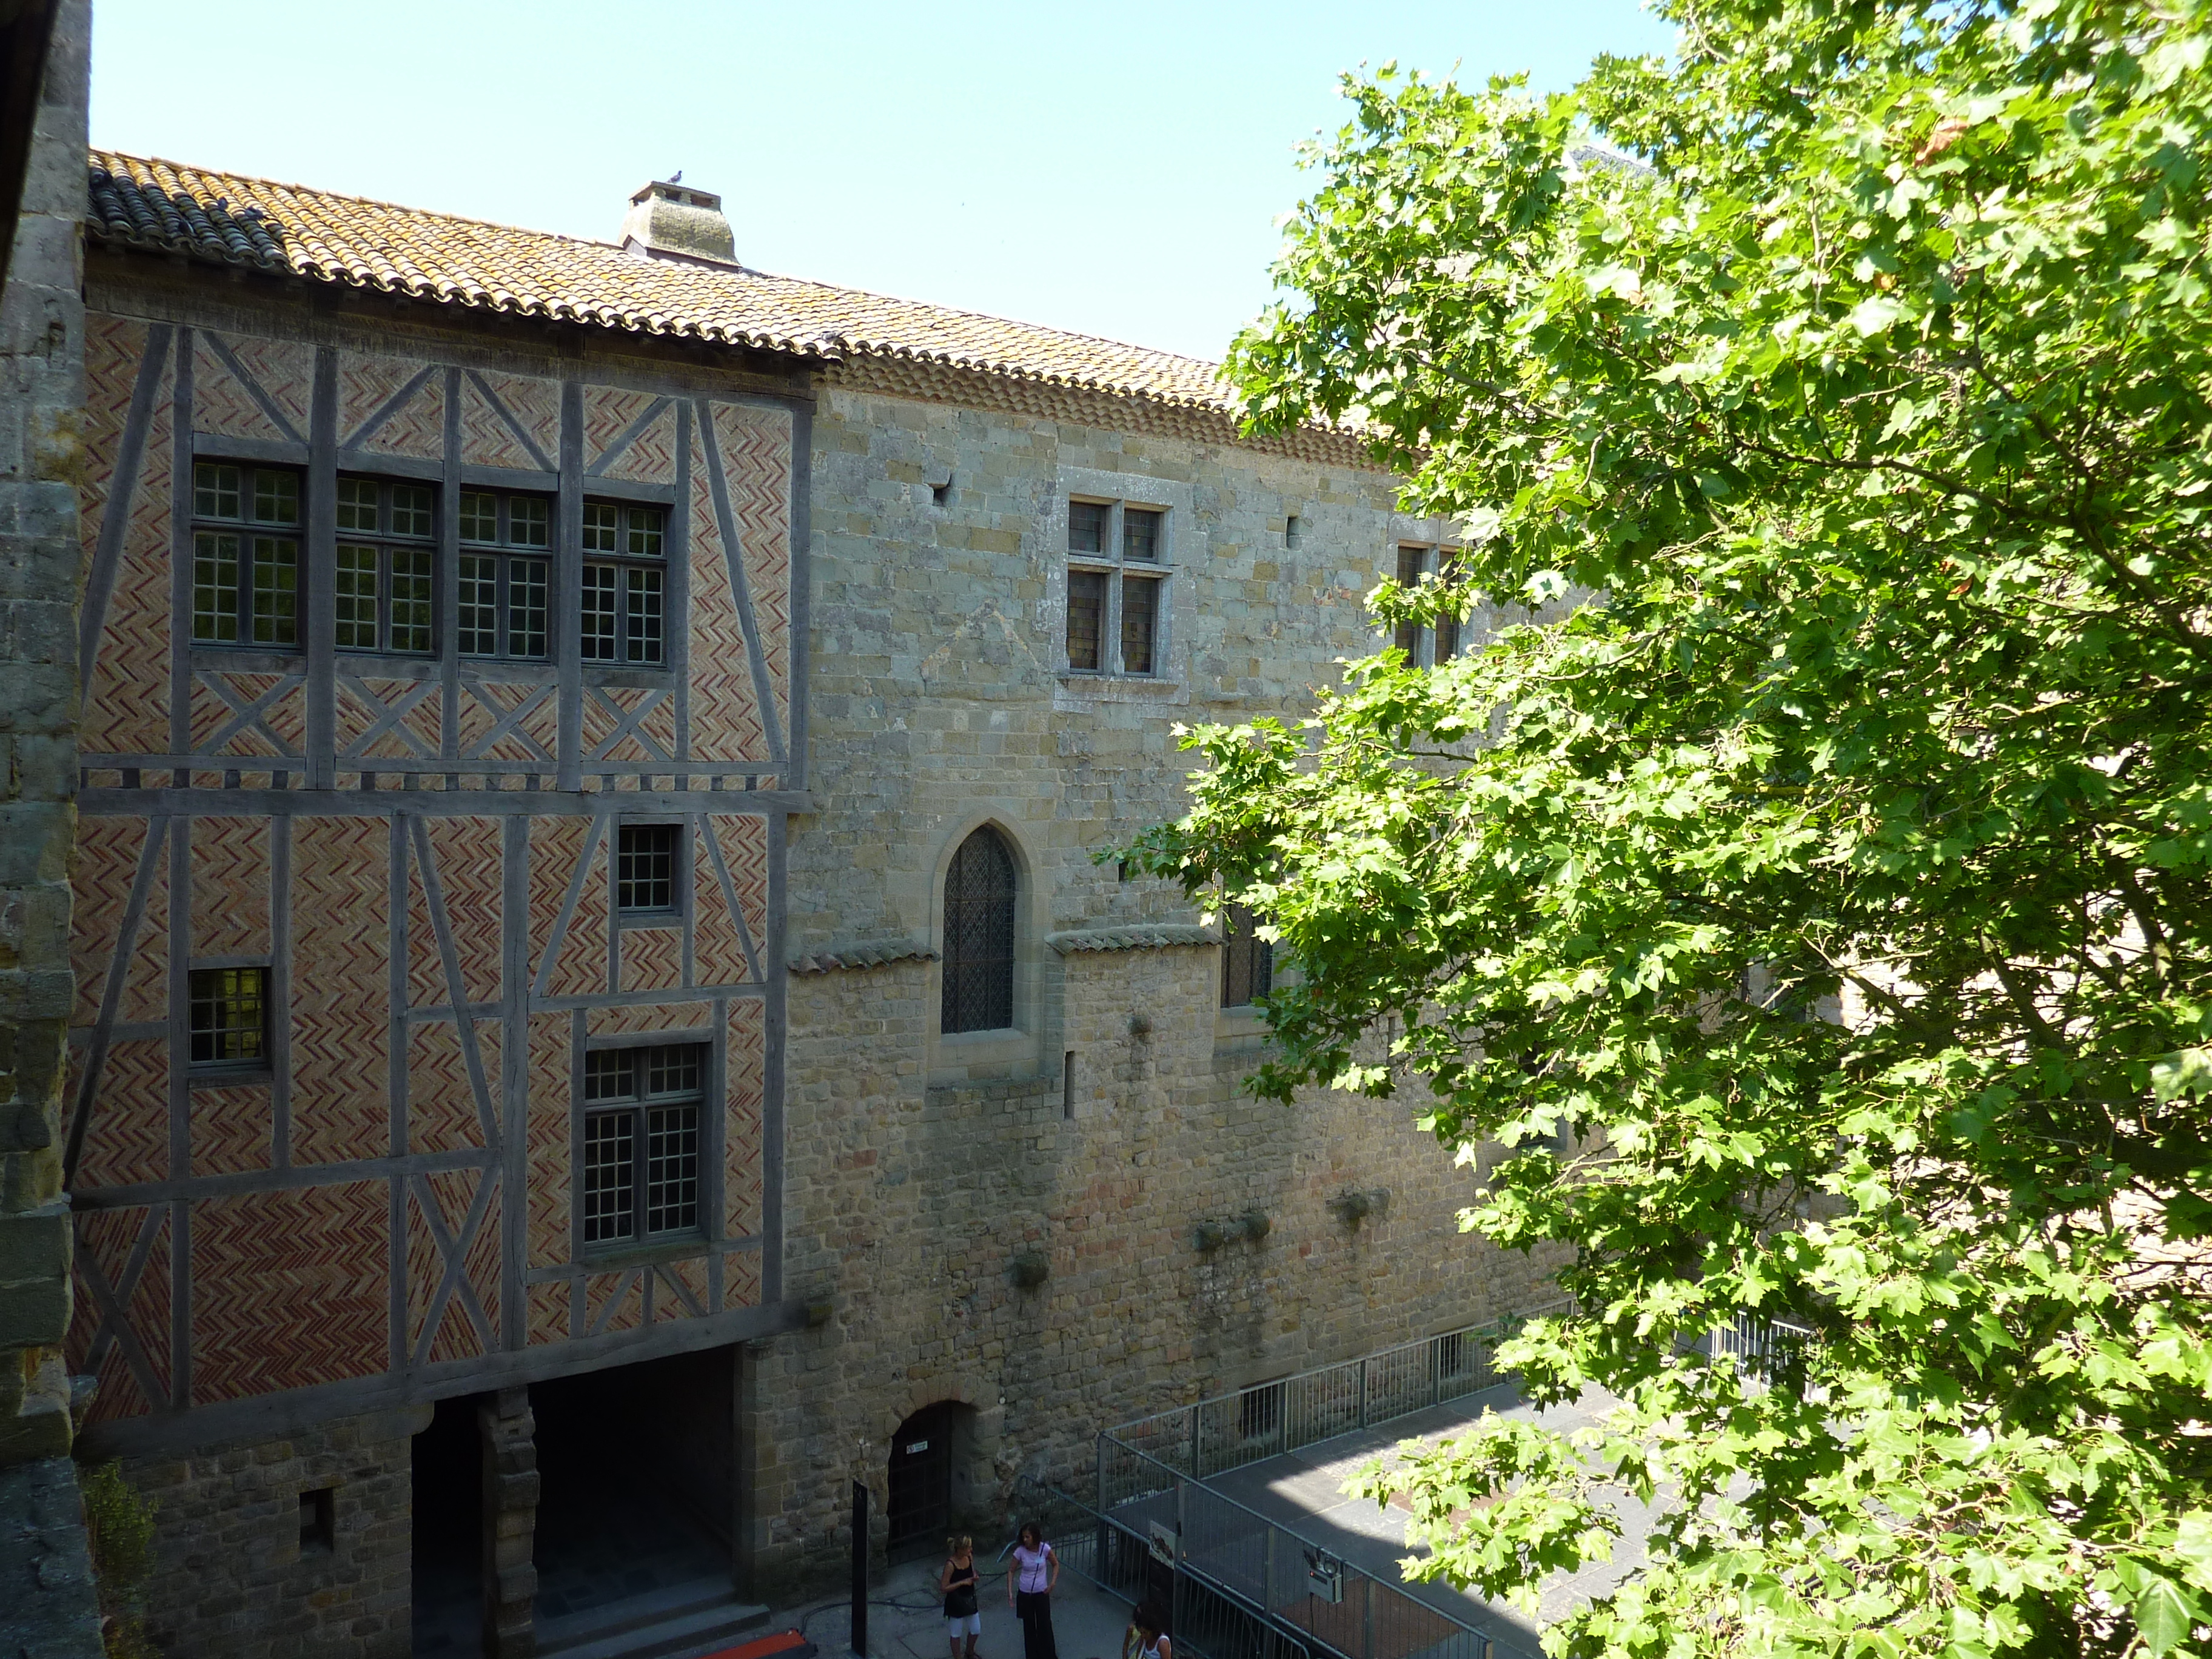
[1,0,106,1651]
[53,144,1563,1657]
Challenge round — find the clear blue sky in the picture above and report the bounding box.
[90,1,1672,364]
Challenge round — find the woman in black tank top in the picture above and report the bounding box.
[940,1534,982,1659]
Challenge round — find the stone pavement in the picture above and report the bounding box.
[1177,1382,1660,1654]
[775,1546,1135,1659]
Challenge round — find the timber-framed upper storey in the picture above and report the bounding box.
[68,241,811,1455]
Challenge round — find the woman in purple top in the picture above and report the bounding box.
[1007,1520,1060,1659]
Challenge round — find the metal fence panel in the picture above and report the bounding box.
[1113,1300,1574,1470]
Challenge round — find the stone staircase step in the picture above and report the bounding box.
[534,1574,769,1659]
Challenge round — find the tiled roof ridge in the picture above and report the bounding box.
[786,939,939,976]
[84,149,1266,419]
[91,148,629,254]
[1047,923,1221,955]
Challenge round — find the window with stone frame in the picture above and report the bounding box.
[335,475,435,655]
[580,1043,706,1247]
[457,488,552,660]
[581,499,668,666]
[1065,496,1169,675]
[942,826,1017,1033]
[190,462,301,649]
[1221,902,1273,1008]
[1390,542,1463,668]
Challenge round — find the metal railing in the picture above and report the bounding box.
[1021,1478,1316,1659]
[1093,1436,1538,1659]
[1706,1311,1822,1398]
[1108,1302,1572,1483]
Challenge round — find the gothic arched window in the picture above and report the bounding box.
[942,826,1016,1033]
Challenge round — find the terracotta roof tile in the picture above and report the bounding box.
[87,150,1241,414]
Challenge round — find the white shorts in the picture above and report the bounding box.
[947,1613,982,1639]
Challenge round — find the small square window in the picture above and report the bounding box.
[582,501,619,554]
[253,472,300,526]
[1069,500,1109,555]
[626,507,665,559]
[584,1047,635,1101]
[508,497,551,548]
[194,463,242,521]
[189,967,269,1066]
[1123,508,1162,561]
[617,823,679,915]
[390,483,434,538]
[458,492,499,544]
[335,477,378,533]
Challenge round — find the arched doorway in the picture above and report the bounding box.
[886,1401,979,1561]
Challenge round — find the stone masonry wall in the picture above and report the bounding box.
[119,1405,425,1659]
[0,0,85,1469]
[761,947,1564,1597]
[772,374,1569,1595]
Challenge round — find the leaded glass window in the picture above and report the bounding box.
[1222,902,1273,1009]
[942,826,1016,1034]
[1065,495,1171,676]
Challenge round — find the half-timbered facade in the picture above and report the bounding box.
[60,153,1566,1657]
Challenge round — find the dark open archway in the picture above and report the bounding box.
[886,1399,982,1562]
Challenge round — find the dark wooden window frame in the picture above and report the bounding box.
[1065,495,1170,677]
[456,487,554,662]
[190,461,303,651]
[578,1041,709,1250]
[335,473,438,657]
[580,497,671,668]
[186,961,273,1071]
[614,817,687,923]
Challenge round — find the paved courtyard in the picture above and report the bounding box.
[1119,1381,1659,1659]
[776,1547,1138,1659]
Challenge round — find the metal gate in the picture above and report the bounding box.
[888,1406,955,1560]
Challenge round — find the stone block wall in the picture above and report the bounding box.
[759,375,1569,1595]
[758,943,1564,1597]
[118,1406,424,1659]
[0,0,84,1469]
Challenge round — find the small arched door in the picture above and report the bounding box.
[887,1402,962,1560]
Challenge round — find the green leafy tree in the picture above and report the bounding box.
[1132,2,2212,1653]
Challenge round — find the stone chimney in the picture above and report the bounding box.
[620,179,737,267]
